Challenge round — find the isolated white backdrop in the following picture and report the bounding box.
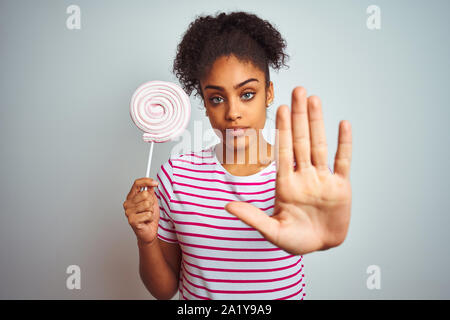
[0,0,449,299]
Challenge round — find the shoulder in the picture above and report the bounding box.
[159,146,216,175]
[169,147,215,168]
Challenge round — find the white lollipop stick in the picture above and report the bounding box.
[129,80,191,192]
[141,141,154,192]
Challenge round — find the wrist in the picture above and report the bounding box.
[137,238,158,249]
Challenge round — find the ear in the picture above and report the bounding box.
[266,81,274,106]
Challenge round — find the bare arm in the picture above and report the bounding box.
[124,178,182,300]
[138,238,182,300]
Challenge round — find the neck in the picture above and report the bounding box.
[214,131,274,167]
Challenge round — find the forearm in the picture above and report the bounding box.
[138,239,179,300]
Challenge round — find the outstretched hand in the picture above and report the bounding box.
[225,87,353,255]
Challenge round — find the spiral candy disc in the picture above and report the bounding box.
[130,80,191,143]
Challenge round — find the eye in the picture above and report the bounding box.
[208,92,255,105]
[242,92,255,101]
[209,96,224,105]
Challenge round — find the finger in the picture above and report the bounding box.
[132,190,152,205]
[127,178,159,200]
[123,198,137,213]
[152,192,160,216]
[334,120,352,179]
[308,95,328,172]
[124,207,132,218]
[225,202,280,244]
[135,200,153,214]
[129,211,153,227]
[291,87,311,170]
[275,105,294,178]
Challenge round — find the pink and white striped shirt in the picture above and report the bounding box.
[154,145,306,300]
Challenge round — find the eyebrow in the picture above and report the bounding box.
[204,78,259,91]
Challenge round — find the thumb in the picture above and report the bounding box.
[225,201,280,243]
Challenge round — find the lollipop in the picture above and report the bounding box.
[130,80,191,191]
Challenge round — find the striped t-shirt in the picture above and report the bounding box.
[154,145,306,300]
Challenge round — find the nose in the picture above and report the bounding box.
[225,97,242,121]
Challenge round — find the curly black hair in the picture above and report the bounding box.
[172,11,289,101]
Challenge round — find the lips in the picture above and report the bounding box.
[226,127,249,137]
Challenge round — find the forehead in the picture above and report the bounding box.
[202,55,264,86]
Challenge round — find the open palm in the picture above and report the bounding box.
[225,87,353,255]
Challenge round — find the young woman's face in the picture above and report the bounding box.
[200,54,274,152]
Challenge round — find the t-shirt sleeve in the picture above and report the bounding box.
[154,158,178,243]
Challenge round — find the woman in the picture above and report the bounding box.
[123,11,352,300]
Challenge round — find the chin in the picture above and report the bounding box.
[223,136,250,149]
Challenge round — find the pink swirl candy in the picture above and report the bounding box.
[130,80,191,143]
